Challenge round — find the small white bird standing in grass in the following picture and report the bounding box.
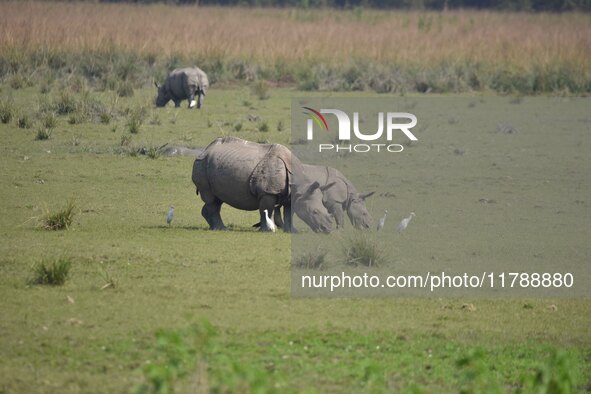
[377,209,388,231]
[397,212,415,232]
[166,206,174,226]
[264,209,276,233]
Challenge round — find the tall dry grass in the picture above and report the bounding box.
[0,2,590,92]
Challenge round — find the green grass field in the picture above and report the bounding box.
[1,85,590,393]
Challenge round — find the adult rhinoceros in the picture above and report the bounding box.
[155,67,209,109]
[192,137,334,233]
[302,164,374,229]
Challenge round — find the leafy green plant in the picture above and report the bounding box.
[40,200,76,230]
[456,349,503,394]
[134,321,216,394]
[517,350,578,394]
[29,258,72,286]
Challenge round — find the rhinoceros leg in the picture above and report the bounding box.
[173,98,181,108]
[282,204,298,233]
[199,190,226,230]
[273,206,284,229]
[325,203,344,229]
[202,202,225,230]
[197,92,204,109]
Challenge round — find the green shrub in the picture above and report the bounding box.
[40,201,76,230]
[134,321,216,394]
[277,120,285,132]
[456,349,503,393]
[518,350,579,394]
[29,258,72,286]
[233,122,243,132]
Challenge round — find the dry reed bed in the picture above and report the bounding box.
[0,2,590,92]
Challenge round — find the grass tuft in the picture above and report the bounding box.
[251,80,270,100]
[35,127,52,141]
[116,80,134,97]
[126,107,146,134]
[41,111,58,129]
[16,112,33,129]
[258,120,269,132]
[40,201,76,230]
[0,97,15,123]
[343,233,384,267]
[293,250,326,270]
[29,258,72,286]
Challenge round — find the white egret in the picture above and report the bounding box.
[376,209,388,231]
[264,209,276,233]
[166,206,174,226]
[397,212,415,232]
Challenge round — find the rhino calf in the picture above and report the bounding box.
[155,67,209,109]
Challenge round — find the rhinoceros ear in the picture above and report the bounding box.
[320,182,336,192]
[360,191,375,200]
[303,181,321,196]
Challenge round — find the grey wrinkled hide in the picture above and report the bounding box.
[155,67,209,109]
[301,164,374,229]
[192,137,333,233]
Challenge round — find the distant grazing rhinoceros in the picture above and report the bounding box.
[155,67,209,109]
[191,137,335,233]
